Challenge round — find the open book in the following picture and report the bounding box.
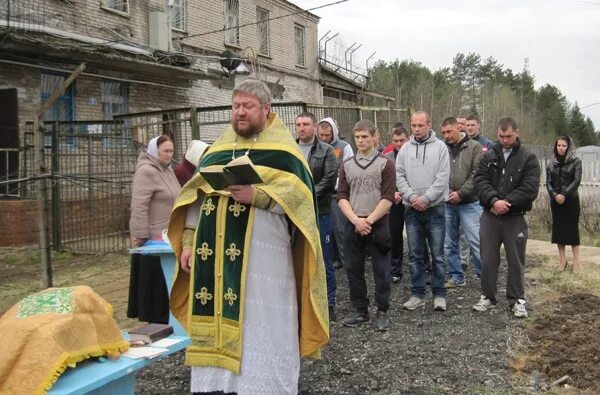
[199,155,263,191]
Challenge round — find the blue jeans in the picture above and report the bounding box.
[405,205,446,298]
[319,214,336,306]
[444,202,483,281]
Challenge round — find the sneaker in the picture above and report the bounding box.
[445,278,466,288]
[391,276,402,284]
[374,310,390,331]
[342,311,369,327]
[511,299,528,318]
[472,295,496,312]
[433,297,447,311]
[328,306,337,323]
[402,296,425,311]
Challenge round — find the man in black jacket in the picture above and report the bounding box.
[472,116,540,318]
[295,112,338,320]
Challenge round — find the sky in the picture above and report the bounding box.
[290,0,600,132]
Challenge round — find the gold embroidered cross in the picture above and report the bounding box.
[195,287,213,305]
[225,243,241,262]
[201,198,216,216]
[224,288,238,306]
[228,201,247,217]
[196,242,214,261]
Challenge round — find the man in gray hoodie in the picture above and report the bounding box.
[318,117,354,269]
[396,111,450,312]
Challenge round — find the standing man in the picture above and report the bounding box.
[440,117,484,287]
[338,120,395,331]
[396,111,450,312]
[472,116,540,318]
[295,112,338,321]
[466,115,493,152]
[168,79,329,394]
[456,115,472,270]
[457,116,467,133]
[318,117,354,269]
[386,124,410,283]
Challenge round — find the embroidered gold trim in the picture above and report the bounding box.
[225,243,241,262]
[228,201,247,217]
[224,288,238,306]
[195,287,213,305]
[196,242,214,261]
[201,198,216,216]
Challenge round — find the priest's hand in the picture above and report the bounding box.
[181,247,192,273]
[227,185,255,204]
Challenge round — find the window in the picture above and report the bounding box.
[101,80,128,147]
[41,73,75,147]
[102,0,129,14]
[256,7,270,56]
[224,0,240,46]
[170,0,185,30]
[294,23,305,66]
[101,80,127,120]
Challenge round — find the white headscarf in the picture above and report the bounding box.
[147,136,159,159]
[184,140,210,165]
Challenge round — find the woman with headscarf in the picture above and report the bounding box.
[128,135,181,323]
[546,135,582,272]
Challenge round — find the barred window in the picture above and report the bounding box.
[102,0,129,14]
[294,23,305,66]
[225,0,240,45]
[101,80,127,120]
[256,7,270,56]
[170,0,185,30]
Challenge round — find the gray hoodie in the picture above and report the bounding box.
[396,131,450,208]
[319,117,354,192]
[319,117,353,165]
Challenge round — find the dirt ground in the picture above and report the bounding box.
[136,261,525,394]
[515,292,600,392]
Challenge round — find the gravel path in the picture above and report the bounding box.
[136,258,527,394]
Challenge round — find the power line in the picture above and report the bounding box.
[581,102,600,109]
[175,0,349,41]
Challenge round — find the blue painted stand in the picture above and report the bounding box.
[49,335,191,394]
[129,241,187,337]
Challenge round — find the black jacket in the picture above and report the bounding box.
[297,137,337,215]
[546,156,582,200]
[474,139,541,215]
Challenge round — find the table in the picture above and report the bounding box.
[48,335,191,394]
[129,241,187,336]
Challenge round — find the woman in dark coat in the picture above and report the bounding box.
[545,135,582,272]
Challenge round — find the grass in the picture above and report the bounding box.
[0,248,137,329]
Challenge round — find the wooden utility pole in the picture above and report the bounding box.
[34,62,86,288]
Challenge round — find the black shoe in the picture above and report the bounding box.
[328,306,337,322]
[342,311,369,327]
[333,260,344,269]
[391,276,402,284]
[374,310,389,331]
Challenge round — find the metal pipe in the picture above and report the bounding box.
[365,51,376,70]
[344,42,357,69]
[322,32,338,61]
[348,43,362,70]
[318,30,331,58]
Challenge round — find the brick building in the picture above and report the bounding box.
[0,0,323,246]
[0,0,322,147]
